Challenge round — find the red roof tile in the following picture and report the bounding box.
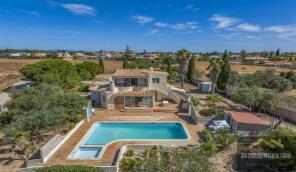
[231,111,270,126]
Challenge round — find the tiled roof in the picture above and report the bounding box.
[112,69,168,77]
[231,111,270,126]
[115,90,154,96]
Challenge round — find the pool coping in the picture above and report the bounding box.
[67,121,192,160]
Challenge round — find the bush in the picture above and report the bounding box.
[0,112,13,128]
[199,108,216,116]
[124,149,135,157]
[191,96,199,107]
[231,70,293,92]
[76,61,103,80]
[35,165,104,172]
[79,84,89,92]
[119,157,137,172]
[4,84,88,148]
[20,59,81,89]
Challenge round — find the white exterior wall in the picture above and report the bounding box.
[149,74,167,87]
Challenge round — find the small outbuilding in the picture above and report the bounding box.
[198,81,213,93]
[224,111,270,136]
[0,92,10,112]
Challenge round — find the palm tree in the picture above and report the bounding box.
[207,58,221,93]
[177,49,190,88]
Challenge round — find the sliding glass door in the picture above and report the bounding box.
[124,96,153,108]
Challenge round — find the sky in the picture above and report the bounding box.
[0,0,296,52]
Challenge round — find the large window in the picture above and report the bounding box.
[115,78,131,86]
[152,78,160,83]
[115,78,148,87]
[124,96,152,108]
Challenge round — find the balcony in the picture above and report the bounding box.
[116,86,149,92]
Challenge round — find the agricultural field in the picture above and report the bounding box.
[0,58,123,91]
[196,61,296,74]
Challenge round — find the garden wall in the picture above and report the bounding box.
[40,120,84,163]
[271,106,296,123]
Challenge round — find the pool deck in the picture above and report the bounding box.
[46,109,203,166]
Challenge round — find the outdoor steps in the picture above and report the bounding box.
[120,108,155,113]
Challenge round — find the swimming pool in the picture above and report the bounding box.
[70,122,190,159]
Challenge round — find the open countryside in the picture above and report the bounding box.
[1,0,296,172]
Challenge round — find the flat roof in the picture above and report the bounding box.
[112,69,168,77]
[230,111,270,126]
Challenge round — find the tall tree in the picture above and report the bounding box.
[240,50,247,61]
[187,55,197,83]
[99,59,104,73]
[217,50,231,90]
[207,58,221,93]
[122,45,132,69]
[177,49,190,88]
[276,48,280,57]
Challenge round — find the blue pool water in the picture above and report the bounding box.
[84,122,188,145]
[72,147,101,159]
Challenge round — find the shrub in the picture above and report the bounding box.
[76,61,103,80]
[119,157,136,172]
[199,108,217,116]
[0,112,13,128]
[20,59,81,89]
[35,165,104,172]
[191,96,199,107]
[79,84,89,92]
[124,149,135,157]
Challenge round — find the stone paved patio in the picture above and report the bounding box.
[46,110,203,166]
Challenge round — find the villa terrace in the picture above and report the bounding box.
[45,110,203,167]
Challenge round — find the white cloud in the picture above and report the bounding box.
[265,25,296,40]
[131,15,154,25]
[61,3,96,16]
[149,29,159,34]
[265,25,296,33]
[210,14,239,28]
[171,22,198,30]
[155,22,168,28]
[154,21,198,30]
[184,4,199,12]
[237,23,261,32]
[19,10,39,16]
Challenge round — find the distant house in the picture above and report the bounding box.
[244,56,269,64]
[57,52,71,59]
[33,53,47,58]
[0,92,10,112]
[10,53,21,57]
[264,60,292,67]
[224,111,270,136]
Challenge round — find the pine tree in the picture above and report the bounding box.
[217,50,231,90]
[122,45,132,69]
[276,48,280,57]
[187,55,197,82]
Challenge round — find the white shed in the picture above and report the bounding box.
[198,81,212,93]
[0,93,10,112]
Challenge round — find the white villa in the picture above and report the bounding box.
[90,68,180,110]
